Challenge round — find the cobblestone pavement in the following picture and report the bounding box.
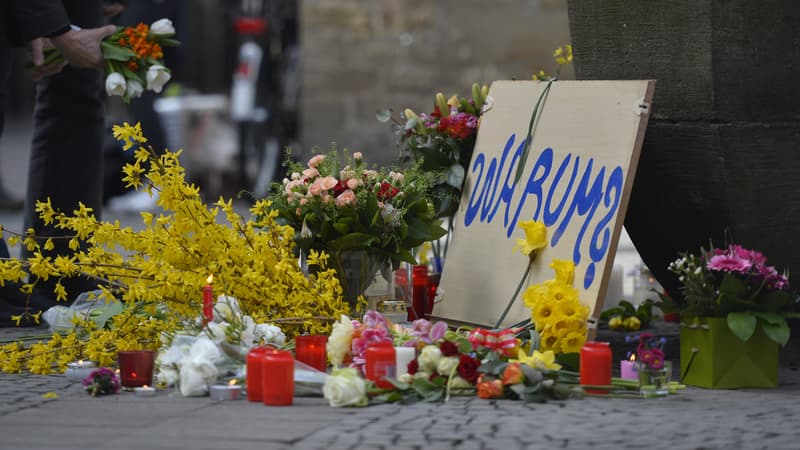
[2,327,800,450]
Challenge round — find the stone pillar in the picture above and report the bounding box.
[567,0,800,299]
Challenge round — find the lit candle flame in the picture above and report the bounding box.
[77,359,84,365]
[228,379,237,386]
[207,274,214,284]
[629,354,636,362]
[143,385,149,389]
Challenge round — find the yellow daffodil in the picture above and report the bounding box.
[514,220,547,256]
[513,348,562,371]
[549,258,575,285]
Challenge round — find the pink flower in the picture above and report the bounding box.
[303,167,320,179]
[346,178,361,190]
[707,253,751,273]
[308,154,326,168]
[284,179,304,196]
[335,189,356,207]
[389,171,404,183]
[309,176,338,196]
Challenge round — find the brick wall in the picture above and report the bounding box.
[299,0,572,164]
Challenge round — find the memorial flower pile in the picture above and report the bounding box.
[667,242,800,345]
[82,367,121,397]
[0,122,346,374]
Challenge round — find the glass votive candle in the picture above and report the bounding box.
[262,349,294,406]
[65,360,97,382]
[294,335,328,372]
[118,350,155,388]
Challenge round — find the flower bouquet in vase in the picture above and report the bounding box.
[669,242,800,388]
[268,147,446,313]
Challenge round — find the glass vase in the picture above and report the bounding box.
[637,361,672,397]
[328,249,392,315]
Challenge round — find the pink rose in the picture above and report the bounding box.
[335,189,356,207]
[320,176,338,190]
[285,180,304,196]
[308,154,326,168]
[303,167,320,179]
[389,171,404,183]
[346,178,360,190]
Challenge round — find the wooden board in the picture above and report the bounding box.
[433,80,655,329]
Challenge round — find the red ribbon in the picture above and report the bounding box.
[468,328,517,357]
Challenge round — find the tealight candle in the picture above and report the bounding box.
[133,385,156,397]
[210,380,242,401]
[394,346,415,377]
[620,355,638,380]
[65,360,97,382]
[294,335,327,372]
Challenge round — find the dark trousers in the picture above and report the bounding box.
[21,2,106,302]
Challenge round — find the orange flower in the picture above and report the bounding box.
[501,363,524,385]
[476,376,503,399]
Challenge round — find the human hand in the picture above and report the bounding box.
[30,38,66,81]
[49,25,117,70]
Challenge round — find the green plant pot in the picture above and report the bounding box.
[680,317,778,389]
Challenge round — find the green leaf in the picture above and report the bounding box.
[101,41,136,61]
[327,233,377,251]
[478,359,508,376]
[752,311,784,326]
[719,274,747,299]
[727,312,757,341]
[760,319,790,347]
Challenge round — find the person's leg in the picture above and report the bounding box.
[0,47,24,210]
[21,2,106,304]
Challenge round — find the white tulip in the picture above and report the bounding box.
[105,72,126,97]
[126,79,143,99]
[150,18,175,36]
[146,64,171,93]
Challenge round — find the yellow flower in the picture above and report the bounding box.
[557,328,585,354]
[513,348,562,371]
[539,329,559,352]
[111,121,147,150]
[553,44,573,65]
[513,220,547,256]
[549,259,575,285]
[522,284,546,309]
[531,299,555,327]
[555,295,585,318]
[608,315,624,330]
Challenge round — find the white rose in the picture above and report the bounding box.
[150,18,175,36]
[202,321,228,344]
[213,295,241,323]
[397,373,414,384]
[448,376,473,389]
[413,370,431,380]
[126,79,143,99]
[327,315,354,367]
[239,315,257,346]
[146,64,171,93]
[155,365,179,386]
[323,368,368,407]
[418,345,442,373]
[436,356,459,376]
[105,72,126,97]
[254,324,285,346]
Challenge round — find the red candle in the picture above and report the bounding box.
[407,265,428,321]
[246,346,269,402]
[365,341,396,389]
[203,274,214,323]
[580,341,612,394]
[294,335,328,372]
[262,349,294,406]
[117,350,155,388]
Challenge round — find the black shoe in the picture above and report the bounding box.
[0,188,23,211]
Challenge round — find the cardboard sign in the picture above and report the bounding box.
[433,80,655,328]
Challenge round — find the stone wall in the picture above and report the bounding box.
[299,0,572,163]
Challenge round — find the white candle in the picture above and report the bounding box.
[209,381,242,401]
[65,360,97,382]
[395,346,416,377]
[133,385,156,397]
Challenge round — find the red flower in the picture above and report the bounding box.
[407,358,419,375]
[333,179,347,196]
[439,341,459,357]
[377,182,399,201]
[457,354,480,383]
